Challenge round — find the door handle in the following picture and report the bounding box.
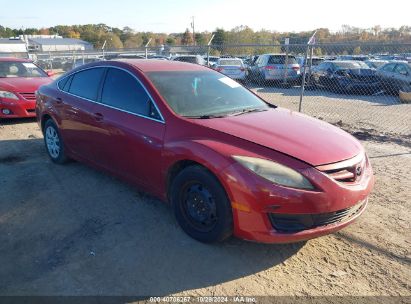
[56,97,63,104]
[93,112,104,121]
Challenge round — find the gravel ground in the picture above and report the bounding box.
[0,90,410,297]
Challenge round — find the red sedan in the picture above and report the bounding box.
[0,57,52,118]
[36,60,374,243]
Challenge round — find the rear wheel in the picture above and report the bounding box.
[43,119,68,164]
[170,165,233,243]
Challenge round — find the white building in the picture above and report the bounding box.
[28,38,93,52]
[0,38,27,54]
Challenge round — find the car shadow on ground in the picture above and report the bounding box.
[249,84,401,106]
[0,117,38,126]
[0,138,305,296]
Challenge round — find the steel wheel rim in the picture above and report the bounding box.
[45,126,60,159]
[180,182,218,232]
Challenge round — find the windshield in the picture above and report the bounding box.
[175,57,198,63]
[147,71,269,118]
[0,61,47,78]
[311,58,324,65]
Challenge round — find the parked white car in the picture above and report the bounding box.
[214,58,247,80]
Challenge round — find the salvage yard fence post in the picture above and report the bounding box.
[299,30,317,112]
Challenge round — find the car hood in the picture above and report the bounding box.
[0,77,52,92]
[192,108,363,166]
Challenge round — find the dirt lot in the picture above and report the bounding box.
[0,91,410,297]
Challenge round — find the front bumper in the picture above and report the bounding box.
[220,159,374,243]
[222,72,247,80]
[0,98,36,118]
[264,71,300,81]
[340,80,381,93]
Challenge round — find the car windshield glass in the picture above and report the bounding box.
[334,62,365,69]
[311,59,324,65]
[219,60,242,66]
[367,61,387,68]
[176,57,197,63]
[268,56,297,64]
[147,71,269,118]
[0,61,47,78]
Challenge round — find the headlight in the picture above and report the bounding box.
[0,91,19,100]
[233,156,314,190]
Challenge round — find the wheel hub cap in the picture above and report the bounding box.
[45,126,60,158]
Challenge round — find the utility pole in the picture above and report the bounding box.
[191,16,195,46]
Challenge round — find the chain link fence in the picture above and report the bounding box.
[29,42,411,140]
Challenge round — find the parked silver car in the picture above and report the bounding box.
[214,58,247,80]
[249,54,301,83]
[172,55,206,65]
[376,62,411,94]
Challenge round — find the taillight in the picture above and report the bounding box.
[265,65,277,70]
[240,67,245,71]
[292,66,300,71]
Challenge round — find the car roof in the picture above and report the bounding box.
[0,57,31,62]
[264,54,292,56]
[327,60,362,64]
[113,59,209,72]
[218,57,242,60]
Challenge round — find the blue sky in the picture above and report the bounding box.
[0,0,409,33]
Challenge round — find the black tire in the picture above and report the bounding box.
[43,119,68,164]
[170,165,233,243]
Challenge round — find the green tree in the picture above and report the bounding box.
[213,28,227,53]
[104,33,123,49]
[166,36,176,45]
[124,35,143,48]
[313,47,323,56]
[353,46,362,54]
[195,33,206,45]
[182,28,193,45]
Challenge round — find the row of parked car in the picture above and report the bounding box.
[162,53,411,96]
[33,51,411,97]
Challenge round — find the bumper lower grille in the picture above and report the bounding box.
[269,200,365,233]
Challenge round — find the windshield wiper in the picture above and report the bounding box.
[184,107,268,119]
[184,114,228,119]
[228,107,268,116]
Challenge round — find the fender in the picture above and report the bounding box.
[161,139,252,202]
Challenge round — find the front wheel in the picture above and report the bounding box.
[43,119,68,164]
[170,166,233,243]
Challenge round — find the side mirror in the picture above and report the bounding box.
[46,70,54,77]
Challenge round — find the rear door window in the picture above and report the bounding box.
[68,68,105,101]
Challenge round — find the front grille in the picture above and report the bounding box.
[19,92,36,101]
[269,200,365,233]
[316,153,366,183]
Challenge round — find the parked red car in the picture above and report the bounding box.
[0,57,52,118]
[36,60,374,243]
